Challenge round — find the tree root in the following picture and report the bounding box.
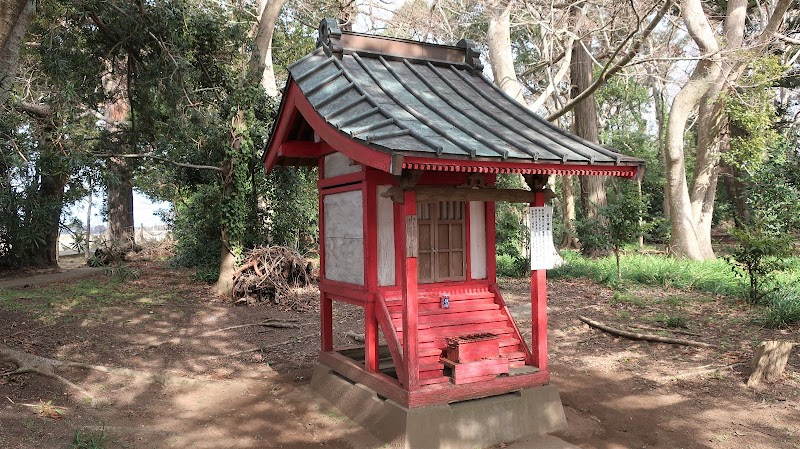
[0,344,108,405]
[577,316,717,348]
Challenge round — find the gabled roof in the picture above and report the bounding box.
[264,19,643,178]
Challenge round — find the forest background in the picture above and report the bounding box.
[2,0,800,322]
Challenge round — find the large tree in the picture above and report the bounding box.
[663,0,791,259]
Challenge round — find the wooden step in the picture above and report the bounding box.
[401,326,516,345]
[395,312,507,331]
[395,312,508,336]
[389,302,500,318]
[385,296,496,312]
[383,288,493,302]
[420,375,450,386]
[399,322,515,342]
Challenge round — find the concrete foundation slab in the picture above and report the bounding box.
[310,363,568,449]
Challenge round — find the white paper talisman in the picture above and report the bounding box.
[530,206,557,270]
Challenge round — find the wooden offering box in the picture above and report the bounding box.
[446,333,500,363]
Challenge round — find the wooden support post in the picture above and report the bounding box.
[321,292,333,352]
[531,191,548,371]
[318,157,333,353]
[401,190,420,390]
[364,299,379,372]
[486,200,497,283]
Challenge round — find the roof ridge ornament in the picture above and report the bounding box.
[456,39,484,72]
[317,18,342,49]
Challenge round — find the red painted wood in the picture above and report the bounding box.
[485,201,497,283]
[289,82,394,173]
[364,300,379,372]
[446,334,500,363]
[464,200,472,281]
[279,140,335,158]
[420,376,451,386]
[392,309,504,326]
[401,156,639,178]
[452,374,498,385]
[375,293,407,386]
[263,91,298,173]
[401,190,420,391]
[317,171,366,190]
[395,313,507,332]
[319,351,408,405]
[321,292,333,352]
[318,351,549,408]
[406,370,550,408]
[489,284,534,365]
[318,158,326,280]
[364,177,378,290]
[317,182,363,196]
[440,357,509,379]
[531,190,548,371]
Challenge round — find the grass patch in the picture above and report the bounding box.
[764,285,800,328]
[72,425,107,449]
[0,278,177,317]
[552,251,746,297]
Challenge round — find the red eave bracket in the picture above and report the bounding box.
[402,157,640,178]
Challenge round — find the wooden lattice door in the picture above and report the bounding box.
[417,201,466,283]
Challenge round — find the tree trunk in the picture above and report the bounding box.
[85,183,92,260]
[560,174,579,249]
[212,225,237,297]
[33,151,67,268]
[664,0,722,260]
[687,0,747,260]
[103,56,134,247]
[107,158,135,246]
[570,38,607,226]
[0,0,34,104]
[248,0,287,96]
[486,0,523,102]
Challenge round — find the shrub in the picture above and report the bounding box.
[496,253,528,278]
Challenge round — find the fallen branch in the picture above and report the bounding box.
[219,334,316,358]
[626,323,703,338]
[202,320,300,336]
[577,316,717,348]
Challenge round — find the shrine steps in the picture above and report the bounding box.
[379,285,531,385]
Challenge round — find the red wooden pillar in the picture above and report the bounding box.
[363,177,380,372]
[531,191,548,371]
[319,158,333,352]
[401,190,420,390]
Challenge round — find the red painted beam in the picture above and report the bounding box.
[279,140,335,158]
[289,82,395,173]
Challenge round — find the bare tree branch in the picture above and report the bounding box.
[547,0,675,121]
[94,152,223,172]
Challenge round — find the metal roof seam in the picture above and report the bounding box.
[329,56,445,153]
[322,91,364,119]
[476,72,637,162]
[425,62,574,163]
[448,66,601,163]
[379,56,509,159]
[315,83,354,109]
[334,107,380,129]
[404,60,542,161]
[304,71,343,97]
[350,52,474,157]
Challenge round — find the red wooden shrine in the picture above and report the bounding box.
[263,19,643,409]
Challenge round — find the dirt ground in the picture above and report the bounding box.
[1,260,798,449]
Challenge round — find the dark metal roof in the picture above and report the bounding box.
[281,20,642,169]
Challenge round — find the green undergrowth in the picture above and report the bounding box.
[551,250,744,296]
[0,278,179,319]
[553,250,800,298]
